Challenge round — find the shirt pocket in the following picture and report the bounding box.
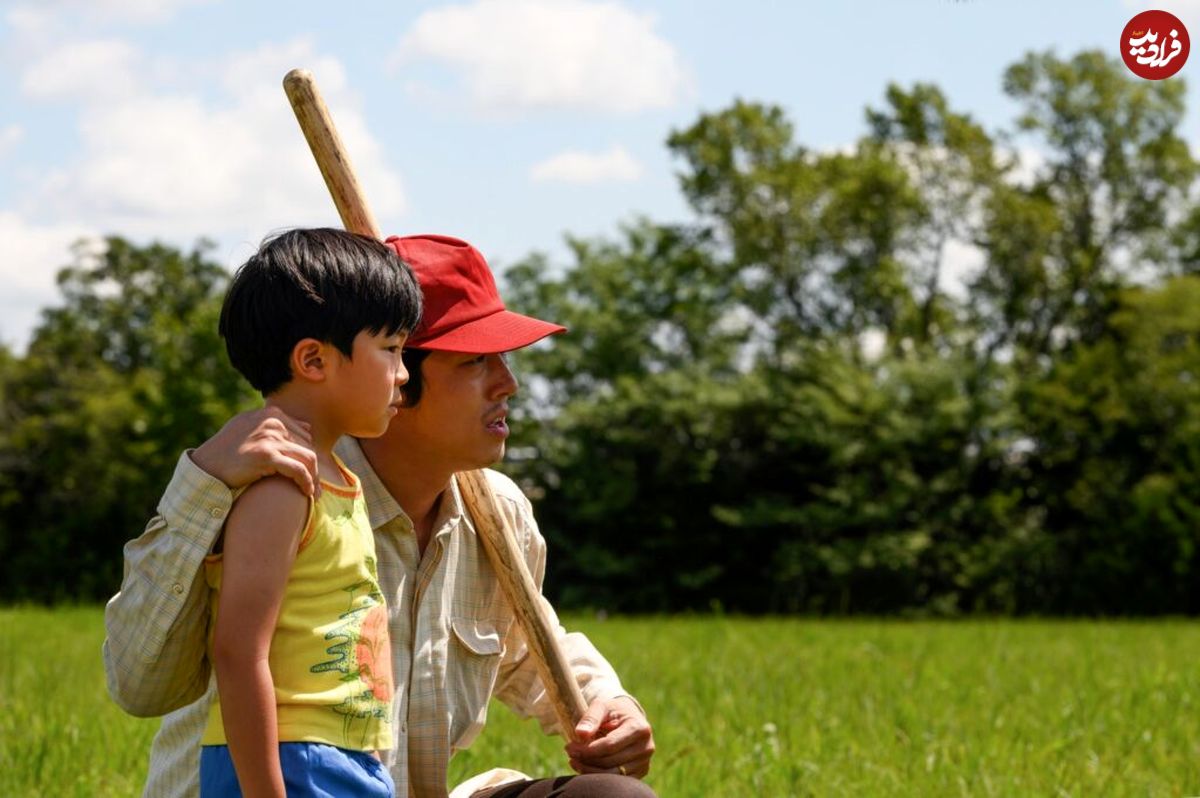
[448,617,503,749]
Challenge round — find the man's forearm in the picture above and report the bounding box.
[103,451,232,716]
[489,483,636,734]
[103,513,218,714]
[494,600,635,735]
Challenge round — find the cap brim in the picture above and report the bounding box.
[410,309,566,353]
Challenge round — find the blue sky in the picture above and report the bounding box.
[0,0,1194,350]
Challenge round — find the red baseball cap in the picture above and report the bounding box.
[385,234,565,353]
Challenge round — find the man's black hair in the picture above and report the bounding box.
[219,228,422,396]
[398,350,516,408]
[398,348,432,407]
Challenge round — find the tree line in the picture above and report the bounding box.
[3,50,1200,613]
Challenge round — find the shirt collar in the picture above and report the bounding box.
[334,436,408,532]
[440,473,469,536]
[333,436,470,539]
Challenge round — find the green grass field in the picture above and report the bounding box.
[1,607,1197,797]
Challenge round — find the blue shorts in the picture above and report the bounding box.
[200,742,395,797]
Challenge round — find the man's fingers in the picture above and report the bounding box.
[265,447,320,497]
[192,407,318,490]
[283,418,313,443]
[615,754,652,778]
[574,700,610,742]
[566,719,650,761]
[566,714,655,777]
[247,437,317,473]
[244,409,319,495]
[273,415,313,444]
[571,740,648,771]
[257,406,312,443]
[568,753,652,778]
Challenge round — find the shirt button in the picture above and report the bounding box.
[209,507,226,519]
[172,583,185,595]
[401,724,408,735]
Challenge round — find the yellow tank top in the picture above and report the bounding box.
[202,458,393,752]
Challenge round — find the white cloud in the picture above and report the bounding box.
[20,39,141,100]
[3,37,407,353]
[6,0,210,30]
[1005,146,1047,188]
[0,126,23,160]
[940,239,986,300]
[859,328,887,362]
[0,213,96,352]
[530,146,642,183]
[1122,0,1200,12]
[1120,1,1200,32]
[89,0,211,21]
[393,0,689,113]
[20,37,406,241]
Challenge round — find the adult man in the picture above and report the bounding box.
[104,234,656,798]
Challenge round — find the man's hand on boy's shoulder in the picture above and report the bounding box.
[191,407,320,496]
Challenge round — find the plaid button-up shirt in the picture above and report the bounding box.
[103,438,632,798]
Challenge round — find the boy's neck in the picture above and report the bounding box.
[263,394,347,487]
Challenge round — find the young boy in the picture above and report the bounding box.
[199,228,422,797]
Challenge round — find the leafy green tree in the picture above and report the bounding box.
[974,51,1196,360]
[8,47,1200,615]
[864,83,1001,347]
[0,237,253,601]
[503,50,1200,615]
[1014,277,1200,613]
[665,100,925,350]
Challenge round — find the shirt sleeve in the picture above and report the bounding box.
[102,450,233,717]
[489,480,643,736]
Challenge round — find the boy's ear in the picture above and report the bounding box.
[290,339,330,383]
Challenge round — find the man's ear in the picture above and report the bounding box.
[290,339,330,383]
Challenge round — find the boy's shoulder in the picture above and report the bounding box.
[229,475,310,526]
[234,473,309,503]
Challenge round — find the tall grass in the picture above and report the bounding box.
[2,608,1197,796]
[0,606,160,796]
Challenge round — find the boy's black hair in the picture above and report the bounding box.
[219,228,423,396]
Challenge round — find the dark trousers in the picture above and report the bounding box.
[473,774,657,798]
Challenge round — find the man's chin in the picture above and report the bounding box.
[474,443,505,470]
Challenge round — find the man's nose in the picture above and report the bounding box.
[394,359,410,387]
[488,354,518,398]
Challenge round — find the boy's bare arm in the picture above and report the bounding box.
[213,476,309,798]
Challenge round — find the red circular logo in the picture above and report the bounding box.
[1122,10,1189,80]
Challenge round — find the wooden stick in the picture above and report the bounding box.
[283,69,382,240]
[456,469,589,740]
[282,68,588,742]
